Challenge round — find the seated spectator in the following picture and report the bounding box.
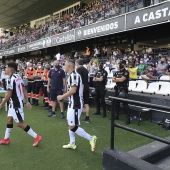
[164,59,170,76]
[128,63,137,79]
[147,54,155,66]
[137,58,147,75]
[105,57,113,70]
[141,64,157,81]
[156,57,168,76]
[134,56,140,67]
[102,46,107,57]
[91,54,99,64]
[112,47,119,58]
[143,53,149,63]
[87,59,99,74]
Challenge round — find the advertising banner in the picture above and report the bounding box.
[75,15,125,41]
[0,51,4,56]
[4,47,17,56]
[16,44,27,54]
[27,39,45,51]
[51,30,75,46]
[126,1,170,30]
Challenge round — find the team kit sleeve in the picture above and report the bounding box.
[7,77,14,90]
[71,73,78,87]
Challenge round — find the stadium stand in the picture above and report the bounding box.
[0,0,153,50]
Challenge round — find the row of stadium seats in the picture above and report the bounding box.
[106,76,170,96]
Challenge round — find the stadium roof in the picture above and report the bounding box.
[0,0,81,29]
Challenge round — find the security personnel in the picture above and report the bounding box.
[112,61,130,124]
[34,62,44,106]
[25,62,36,104]
[93,62,108,118]
[42,64,51,107]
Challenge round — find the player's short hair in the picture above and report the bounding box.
[7,62,17,72]
[66,59,75,67]
[76,59,83,65]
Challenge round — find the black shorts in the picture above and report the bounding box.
[83,89,89,104]
[50,89,63,101]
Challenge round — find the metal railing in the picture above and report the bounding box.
[109,96,170,150]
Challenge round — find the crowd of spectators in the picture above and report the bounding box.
[85,45,170,82]
[0,43,170,90]
[0,0,143,50]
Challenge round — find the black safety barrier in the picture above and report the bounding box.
[109,96,170,150]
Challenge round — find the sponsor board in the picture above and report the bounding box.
[4,48,17,56]
[75,15,125,41]
[16,44,27,53]
[126,1,170,29]
[0,51,4,56]
[51,30,75,46]
[27,39,45,51]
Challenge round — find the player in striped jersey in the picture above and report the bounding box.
[57,59,97,151]
[0,62,42,146]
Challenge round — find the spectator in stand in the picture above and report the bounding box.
[147,54,155,66]
[85,46,91,57]
[134,55,140,67]
[128,63,137,79]
[55,52,61,61]
[145,45,152,54]
[94,46,100,57]
[156,57,168,76]
[141,64,157,81]
[87,59,99,74]
[91,54,99,64]
[157,54,163,63]
[143,53,149,63]
[105,57,114,72]
[112,47,119,58]
[1,66,9,90]
[137,58,147,75]
[102,46,107,57]
[141,45,146,54]
[164,59,170,75]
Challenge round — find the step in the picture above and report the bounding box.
[128,136,170,164]
[155,155,170,170]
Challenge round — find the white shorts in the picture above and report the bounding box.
[8,108,24,123]
[67,108,82,126]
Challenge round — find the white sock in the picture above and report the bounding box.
[27,128,37,138]
[69,129,75,145]
[4,128,13,139]
[75,127,92,141]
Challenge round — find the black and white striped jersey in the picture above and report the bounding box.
[67,70,83,109]
[7,73,25,109]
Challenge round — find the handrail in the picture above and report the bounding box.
[130,78,170,82]
[109,96,170,150]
